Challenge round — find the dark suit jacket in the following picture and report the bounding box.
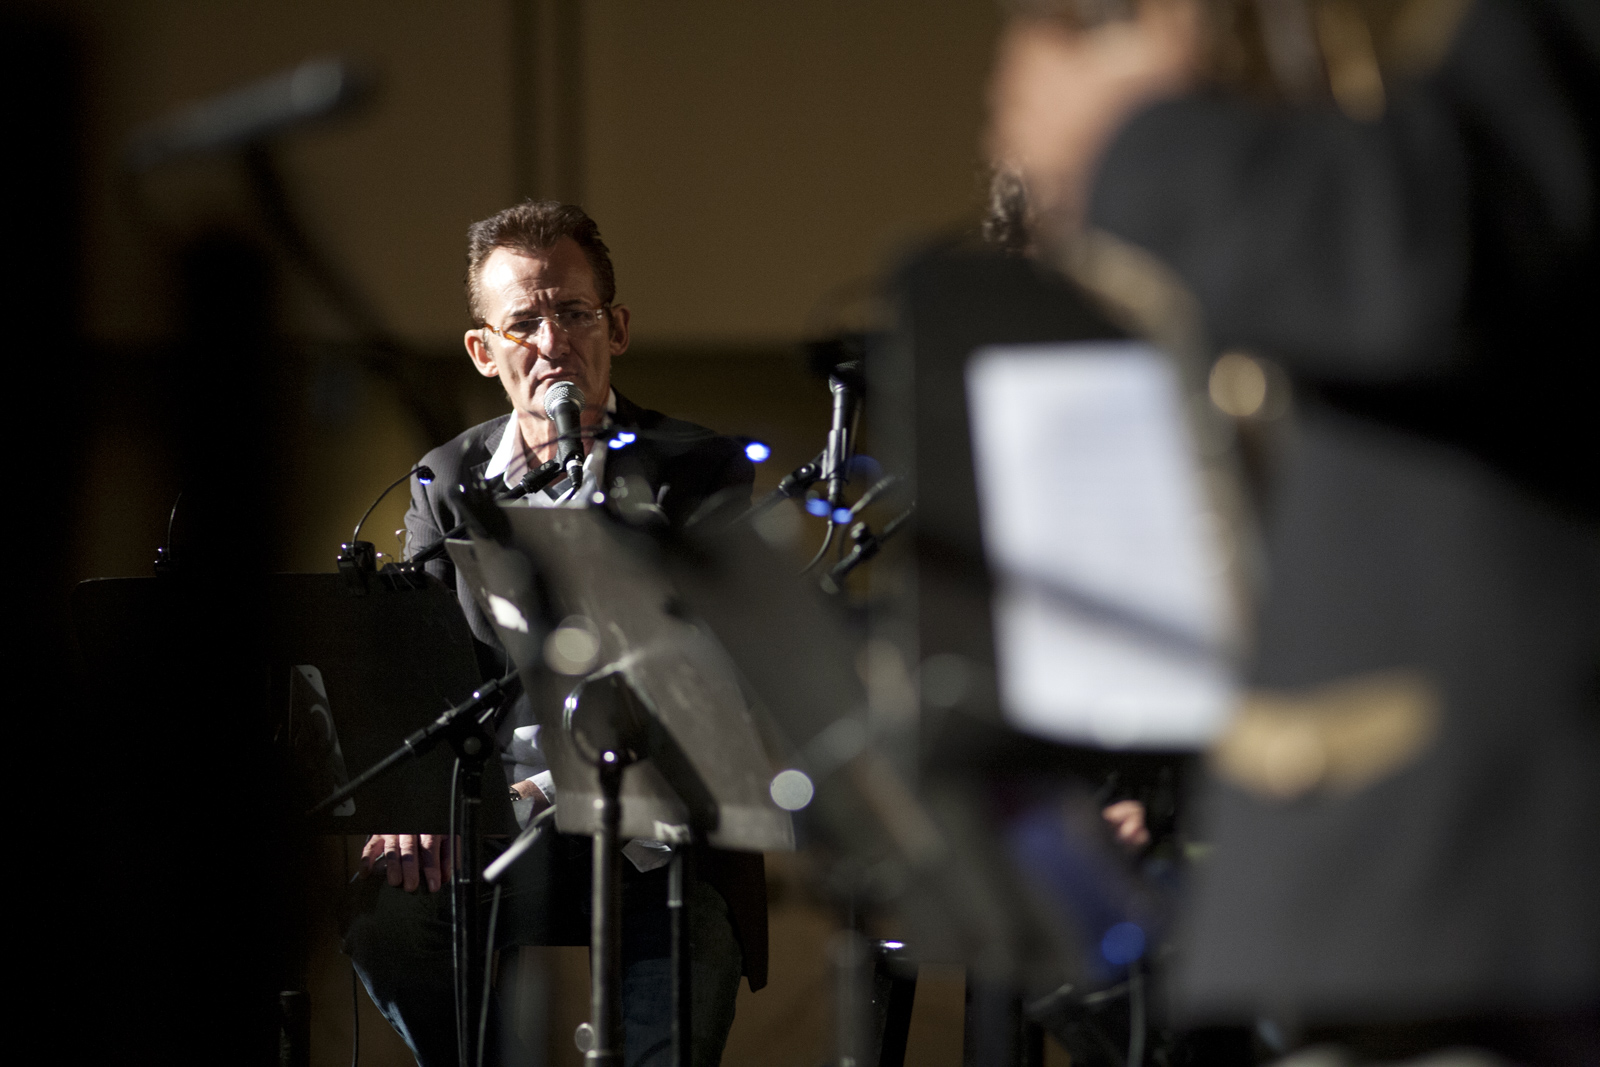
[404,391,769,989]
[1087,0,1600,1024]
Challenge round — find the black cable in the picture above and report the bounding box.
[164,489,184,562]
[475,883,504,1067]
[800,521,836,575]
[449,758,466,1067]
[351,464,430,544]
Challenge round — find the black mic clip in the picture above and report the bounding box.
[337,540,378,595]
[454,476,513,545]
[507,459,563,501]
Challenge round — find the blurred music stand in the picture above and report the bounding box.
[72,571,517,834]
[448,506,792,1067]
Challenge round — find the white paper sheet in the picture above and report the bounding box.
[966,341,1236,748]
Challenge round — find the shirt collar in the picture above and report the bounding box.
[485,387,618,487]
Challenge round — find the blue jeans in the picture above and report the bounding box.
[343,834,742,1067]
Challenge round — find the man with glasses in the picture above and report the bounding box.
[344,200,766,1067]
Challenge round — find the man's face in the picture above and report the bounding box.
[464,237,630,421]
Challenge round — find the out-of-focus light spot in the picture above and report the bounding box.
[744,441,771,463]
[770,769,815,810]
[850,454,882,479]
[832,508,853,525]
[544,617,600,675]
[591,491,606,505]
[1209,351,1268,418]
[879,941,904,950]
[805,498,831,518]
[1100,921,1146,966]
[488,593,530,634]
[603,750,616,763]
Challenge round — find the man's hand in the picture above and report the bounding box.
[988,0,1201,234]
[1102,800,1151,850]
[360,834,455,893]
[510,777,552,814]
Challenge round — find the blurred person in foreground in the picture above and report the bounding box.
[343,201,765,1067]
[990,0,1599,1063]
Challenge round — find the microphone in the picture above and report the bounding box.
[543,382,587,485]
[820,361,863,507]
[127,57,365,171]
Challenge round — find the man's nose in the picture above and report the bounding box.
[533,321,570,357]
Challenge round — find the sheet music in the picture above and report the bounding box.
[966,341,1236,748]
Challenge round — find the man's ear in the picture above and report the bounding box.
[607,304,631,357]
[464,329,499,378]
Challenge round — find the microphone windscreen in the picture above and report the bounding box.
[543,381,586,419]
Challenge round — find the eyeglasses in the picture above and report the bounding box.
[482,307,609,349]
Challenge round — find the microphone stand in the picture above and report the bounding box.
[742,450,825,522]
[561,672,650,1067]
[308,670,521,1067]
[821,504,915,595]
[307,670,521,818]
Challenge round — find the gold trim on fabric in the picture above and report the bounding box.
[1212,669,1440,799]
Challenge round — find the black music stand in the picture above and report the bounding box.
[73,571,518,835]
[447,506,793,1067]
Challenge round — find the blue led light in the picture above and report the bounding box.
[832,508,853,525]
[805,498,831,518]
[609,431,636,449]
[1100,922,1146,966]
[744,441,771,463]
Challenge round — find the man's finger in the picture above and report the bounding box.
[360,835,384,874]
[380,834,404,883]
[385,834,405,887]
[1101,801,1150,848]
[420,834,441,894]
[398,834,421,892]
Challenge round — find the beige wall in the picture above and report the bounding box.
[584,1,1000,344]
[76,0,519,344]
[74,0,999,348]
[67,0,1002,579]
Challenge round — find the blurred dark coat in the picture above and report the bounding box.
[404,392,769,989]
[1087,0,1600,1024]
